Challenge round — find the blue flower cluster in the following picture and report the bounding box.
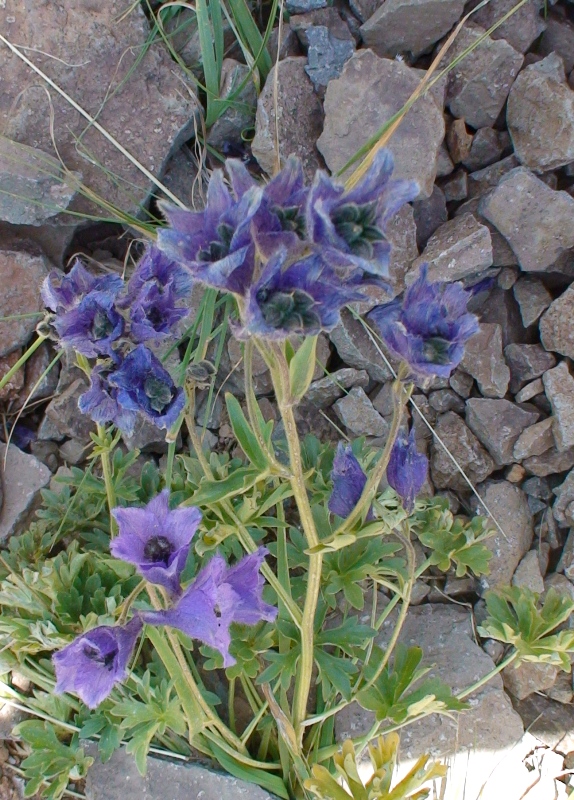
[42,248,192,435]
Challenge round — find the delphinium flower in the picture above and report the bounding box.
[107,344,186,430]
[42,260,123,314]
[78,365,138,435]
[53,617,142,709]
[328,443,373,520]
[368,265,479,379]
[110,490,202,595]
[386,428,428,513]
[142,548,277,667]
[50,289,125,358]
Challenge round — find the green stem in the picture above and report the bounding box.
[96,423,117,535]
[0,334,47,392]
[456,650,518,700]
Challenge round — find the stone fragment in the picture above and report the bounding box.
[252,57,323,181]
[472,0,546,53]
[449,369,474,398]
[158,146,205,211]
[0,245,49,358]
[208,60,257,150]
[21,342,60,403]
[546,671,573,705]
[543,362,574,451]
[459,323,510,399]
[0,1,199,219]
[45,378,95,442]
[512,277,552,328]
[0,350,24,403]
[497,267,519,291]
[428,389,465,414]
[507,54,574,171]
[122,416,170,454]
[504,344,556,393]
[290,8,354,46]
[304,26,355,89]
[466,399,539,465]
[502,661,558,701]
[436,143,454,177]
[286,0,326,11]
[480,286,529,348]
[318,50,444,196]
[472,480,534,589]
[480,168,574,272]
[442,24,523,129]
[512,550,545,593]
[413,185,447,250]
[538,13,574,74]
[336,605,524,763]
[408,213,492,284]
[467,155,520,199]
[515,378,543,404]
[514,693,574,752]
[360,0,465,59]
[0,444,51,541]
[59,439,90,466]
[557,530,574,580]
[85,745,275,800]
[430,411,494,492]
[540,286,574,360]
[329,309,393,383]
[333,386,388,437]
[304,368,369,409]
[523,476,552,500]
[553,470,574,526]
[524,446,574,477]
[505,463,526,483]
[513,418,555,461]
[385,204,419,295]
[30,441,59,473]
[441,169,468,202]
[462,127,505,172]
[446,118,473,164]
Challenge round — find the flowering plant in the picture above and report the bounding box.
[1,149,571,800]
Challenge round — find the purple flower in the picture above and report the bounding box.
[328,443,373,520]
[142,548,277,667]
[53,617,142,709]
[111,491,202,595]
[52,289,124,358]
[129,281,190,343]
[107,345,185,430]
[42,260,124,313]
[306,150,418,279]
[241,249,364,339]
[124,245,193,303]
[78,366,138,435]
[368,265,479,378]
[157,164,262,295]
[386,429,428,513]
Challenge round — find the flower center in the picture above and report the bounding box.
[143,535,174,565]
[256,288,321,332]
[422,337,452,365]
[272,205,306,238]
[198,222,234,262]
[92,308,114,340]
[147,306,164,328]
[331,202,384,257]
[143,375,173,412]
[83,642,116,670]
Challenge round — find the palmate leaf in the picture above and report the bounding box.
[478,586,574,670]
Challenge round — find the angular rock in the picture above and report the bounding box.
[512,277,552,328]
[538,13,574,75]
[441,169,468,202]
[480,286,529,348]
[515,378,544,404]
[467,155,520,199]
[514,693,574,752]
[436,143,455,177]
[290,8,354,46]
[471,0,546,53]
[449,369,474,398]
[304,26,355,89]
[45,377,95,442]
[504,343,556,393]
[122,416,170,454]
[540,285,574,359]
[557,529,574,580]
[329,309,394,383]
[318,50,445,196]
[0,444,51,541]
[472,480,534,589]
[543,362,574,451]
[430,411,494,492]
[466,398,539,465]
[0,1,199,219]
[252,57,323,181]
[360,0,465,59]
[0,245,49,358]
[512,550,545,593]
[553,469,574,526]
[413,185,447,250]
[286,0,326,11]
[462,127,505,172]
[442,24,523,129]
[480,168,574,272]
[385,204,419,294]
[507,54,574,171]
[446,118,473,164]
[523,445,574,477]
[21,342,60,403]
[208,60,257,150]
[408,213,492,284]
[502,661,558,701]
[459,323,510,399]
[0,350,24,403]
[428,389,465,414]
[304,368,369,409]
[513,418,555,461]
[333,386,388,437]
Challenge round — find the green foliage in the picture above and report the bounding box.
[287,335,318,403]
[478,586,574,670]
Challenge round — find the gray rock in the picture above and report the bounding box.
[459,323,510,399]
[553,469,574,526]
[413,185,447,250]
[428,389,465,414]
[466,398,539,465]
[512,550,545,593]
[557,529,574,580]
[523,445,574,477]
[449,369,474,399]
[360,0,465,59]
[515,378,544,403]
[512,277,552,328]
[540,285,574,360]
[318,50,445,197]
[543,362,574,452]
[208,60,257,150]
[45,377,95,442]
[290,8,355,46]
[21,341,60,404]
[467,155,520,200]
[408,213,492,284]
[480,286,529,348]
[507,54,574,171]
[0,1,199,219]
[252,57,323,182]
[502,661,558,701]
[0,245,49,358]
[59,439,90,466]
[504,343,557,394]
[329,309,394,383]
[462,127,505,172]
[513,418,555,461]
[85,746,276,800]
[472,480,534,589]
[471,0,546,53]
[0,444,51,541]
[436,143,455,177]
[304,368,369,409]
[336,604,523,761]
[286,0,326,12]
[430,411,494,492]
[441,169,468,202]
[480,168,574,272]
[523,476,552,500]
[385,204,419,295]
[514,692,574,752]
[333,386,388,437]
[446,118,473,164]
[304,26,355,89]
[538,13,574,74]
[442,23,523,129]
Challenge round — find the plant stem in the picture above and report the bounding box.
[456,650,518,700]
[96,423,117,535]
[0,334,47,392]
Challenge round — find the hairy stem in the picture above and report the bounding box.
[96,423,117,535]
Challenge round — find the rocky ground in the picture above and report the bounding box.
[1,0,574,797]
